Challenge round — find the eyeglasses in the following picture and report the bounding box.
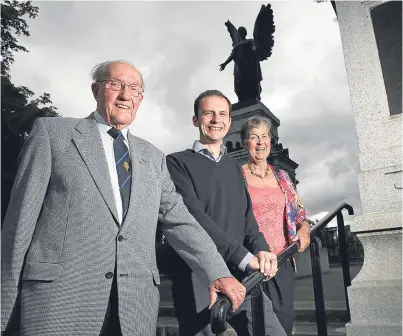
[97,78,144,97]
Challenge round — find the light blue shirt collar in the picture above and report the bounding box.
[192,140,227,162]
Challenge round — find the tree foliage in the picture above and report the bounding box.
[2,0,38,77]
[1,0,59,220]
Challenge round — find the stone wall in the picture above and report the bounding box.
[335,1,402,335]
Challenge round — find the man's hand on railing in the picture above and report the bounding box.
[247,251,278,279]
[208,277,246,312]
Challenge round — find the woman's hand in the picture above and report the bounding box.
[291,222,311,252]
[248,252,278,279]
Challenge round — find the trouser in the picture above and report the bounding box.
[262,259,295,336]
[171,270,287,336]
[99,264,122,336]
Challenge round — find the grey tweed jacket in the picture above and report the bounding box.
[1,115,232,336]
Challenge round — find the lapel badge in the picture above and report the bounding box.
[123,161,130,172]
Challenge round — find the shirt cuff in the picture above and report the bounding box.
[238,252,255,271]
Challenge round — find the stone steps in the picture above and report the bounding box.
[157,265,357,335]
[294,306,349,324]
[156,316,347,336]
[159,302,350,324]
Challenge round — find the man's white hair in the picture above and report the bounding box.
[90,60,145,90]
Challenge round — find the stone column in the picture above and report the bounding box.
[335,1,402,335]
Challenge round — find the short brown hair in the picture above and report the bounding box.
[193,90,232,117]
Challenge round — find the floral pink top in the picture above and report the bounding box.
[248,184,287,255]
[242,165,309,254]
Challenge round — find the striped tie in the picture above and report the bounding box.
[107,128,131,222]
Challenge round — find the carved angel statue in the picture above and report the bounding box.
[219,4,275,102]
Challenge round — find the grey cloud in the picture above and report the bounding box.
[274,49,362,218]
[9,1,361,221]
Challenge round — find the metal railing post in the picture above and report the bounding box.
[310,236,328,336]
[337,212,352,320]
[251,284,265,336]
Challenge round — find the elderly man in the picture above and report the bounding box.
[165,89,286,335]
[1,61,245,336]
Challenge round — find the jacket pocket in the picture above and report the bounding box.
[151,269,161,286]
[22,261,64,282]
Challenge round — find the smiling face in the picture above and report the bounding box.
[192,95,231,144]
[246,125,271,164]
[91,62,143,130]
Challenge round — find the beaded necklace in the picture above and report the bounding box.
[248,163,270,179]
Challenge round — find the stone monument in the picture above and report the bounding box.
[335,1,402,335]
[219,4,275,102]
[219,3,299,184]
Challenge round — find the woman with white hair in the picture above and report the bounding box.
[240,116,312,336]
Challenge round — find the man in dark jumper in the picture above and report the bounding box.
[165,89,287,336]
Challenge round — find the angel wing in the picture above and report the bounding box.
[253,4,276,61]
[225,20,241,47]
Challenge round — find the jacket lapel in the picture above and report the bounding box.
[72,116,119,224]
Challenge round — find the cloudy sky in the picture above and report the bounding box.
[10,1,362,223]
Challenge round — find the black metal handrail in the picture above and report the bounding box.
[210,201,354,335]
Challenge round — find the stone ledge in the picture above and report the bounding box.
[359,148,402,171]
[350,232,401,283]
[345,323,402,336]
[358,168,402,213]
[355,117,402,157]
[347,281,402,324]
[231,99,280,126]
[351,211,402,232]
[349,279,402,287]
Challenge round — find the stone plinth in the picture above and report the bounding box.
[335,1,402,335]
